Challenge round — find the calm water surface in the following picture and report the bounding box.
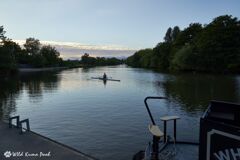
[1,65,240,160]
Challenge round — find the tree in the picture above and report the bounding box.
[24,38,40,55]
[0,40,18,70]
[195,15,240,72]
[0,26,6,41]
[81,53,96,65]
[171,45,196,71]
[153,42,172,69]
[126,15,240,73]
[164,27,172,42]
[174,23,202,47]
[81,53,122,66]
[126,49,153,68]
[171,26,180,41]
[40,45,61,66]
[139,49,153,67]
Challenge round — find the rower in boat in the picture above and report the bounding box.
[103,73,107,79]
[91,75,120,82]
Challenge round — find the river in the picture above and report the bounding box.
[0,65,240,160]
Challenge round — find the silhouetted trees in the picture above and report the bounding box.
[0,40,18,71]
[126,15,240,73]
[164,28,172,43]
[24,38,40,56]
[0,27,63,73]
[81,53,123,66]
[19,38,62,67]
[0,27,19,73]
[40,45,61,66]
[0,25,126,74]
[0,26,6,41]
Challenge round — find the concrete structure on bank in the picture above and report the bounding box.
[0,122,97,160]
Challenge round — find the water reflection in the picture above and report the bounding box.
[1,68,240,120]
[103,79,107,86]
[82,67,92,73]
[159,73,240,112]
[0,76,21,120]
[0,71,61,120]
[0,66,240,160]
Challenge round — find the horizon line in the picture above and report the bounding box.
[13,39,140,51]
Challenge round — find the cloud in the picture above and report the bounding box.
[13,40,137,60]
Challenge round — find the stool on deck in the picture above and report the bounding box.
[149,124,164,138]
[148,124,164,160]
[144,97,181,160]
[160,116,180,142]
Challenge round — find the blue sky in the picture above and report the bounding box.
[0,0,240,58]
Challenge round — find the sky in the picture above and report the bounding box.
[1,0,240,59]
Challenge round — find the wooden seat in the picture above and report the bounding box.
[160,115,180,142]
[148,124,164,137]
[160,116,180,121]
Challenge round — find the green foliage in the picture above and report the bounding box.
[171,26,180,42]
[139,50,152,68]
[153,42,172,69]
[171,45,196,71]
[195,15,240,72]
[126,49,153,68]
[127,15,240,73]
[174,23,202,47]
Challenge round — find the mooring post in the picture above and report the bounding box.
[151,136,159,160]
[164,121,167,143]
[174,119,177,141]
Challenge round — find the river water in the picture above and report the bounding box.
[0,65,240,159]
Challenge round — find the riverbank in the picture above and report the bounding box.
[18,67,68,72]
[0,63,122,75]
[0,63,82,75]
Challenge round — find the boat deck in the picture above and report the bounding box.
[165,143,199,160]
[0,122,97,160]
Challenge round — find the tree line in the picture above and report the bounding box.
[81,53,123,66]
[0,26,124,74]
[126,15,240,73]
[0,26,63,73]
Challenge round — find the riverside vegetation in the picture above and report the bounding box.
[0,27,64,74]
[80,53,123,66]
[0,26,123,75]
[126,15,240,73]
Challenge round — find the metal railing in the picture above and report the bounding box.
[8,116,30,134]
[9,116,20,128]
[19,119,30,134]
[144,96,168,125]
